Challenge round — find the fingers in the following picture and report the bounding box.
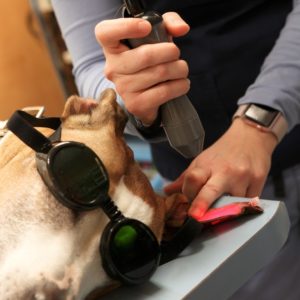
[95,12,190,54]
[95,18,151,53]
[171,165,264,220]
[166,166,266,222]
[182,168,210,201]
[118,59,189,91]
[188,173,230,219]
[163,12,190,37]
[104,42,181,76]
[124,78,190,120]
[186,169,267,219]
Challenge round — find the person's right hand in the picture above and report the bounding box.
[95,12,190,125]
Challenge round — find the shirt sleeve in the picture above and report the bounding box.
[51,0,162,140]
[51,0,121,99]
[238,0,300,131]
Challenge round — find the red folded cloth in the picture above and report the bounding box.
[195,197,264,226]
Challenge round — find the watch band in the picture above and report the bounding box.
[233,104,288,142]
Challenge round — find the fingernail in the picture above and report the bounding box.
[189,207,206,220]
[168,15,185,25]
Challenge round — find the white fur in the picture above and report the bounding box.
[0,226,77,299]
[113,177,154,225]
[0,177,154,300]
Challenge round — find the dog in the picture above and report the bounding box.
[0,89,189,300]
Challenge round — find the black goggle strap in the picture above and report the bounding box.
[101,195,124,221]
[160,217,203,265]
[6,110,61,153]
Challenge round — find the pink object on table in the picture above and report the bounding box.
[196,197,263,225]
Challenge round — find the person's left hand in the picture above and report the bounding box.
[164,118,278,219]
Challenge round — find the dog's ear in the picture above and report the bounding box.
[97,89,128,136]
[61,95,98,120]
[61,89,128,136]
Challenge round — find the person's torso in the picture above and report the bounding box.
[143,0,297,179]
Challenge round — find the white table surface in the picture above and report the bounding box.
[103,196,290,300]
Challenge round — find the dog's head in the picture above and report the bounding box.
[0,89,188,300]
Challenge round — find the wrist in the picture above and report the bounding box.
[231,117,278,154]
[127,110,165,140]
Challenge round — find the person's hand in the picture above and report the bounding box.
[95,12,190,125]
[164,118,278,220]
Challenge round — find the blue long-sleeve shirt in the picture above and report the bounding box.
[52,0,300,132]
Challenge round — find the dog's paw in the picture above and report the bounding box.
[164,193,189,228]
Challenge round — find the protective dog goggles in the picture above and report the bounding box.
[7,110,201,285]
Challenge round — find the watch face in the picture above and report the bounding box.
[245,104,278,127]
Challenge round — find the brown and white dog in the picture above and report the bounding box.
[0,89,188,300]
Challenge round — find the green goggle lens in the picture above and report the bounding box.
[101,219,161,285]
[113,225,138,250]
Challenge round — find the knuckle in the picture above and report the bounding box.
[235,165,249,177]
[174,79,190,96]
[138,47,153,66]
[156,85,169,102]
[204,182,222,196]
[125,97,143,116]
[185,170,199,185]
[114,75,132,94]
[182,79,191,93]
[222,164,248,179]
[94,21,105,39]
[124,98,136,114]
[253,169,265,182]
[169,44,181,59]
[155,64,168,78]
[185,169,204,184]
[179,60,189,76]
[104,65,114,80]
[115,83,126,96]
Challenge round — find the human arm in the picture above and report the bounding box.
[237,0,300,130]
[165,0,300,218]
[51,0,190,135]
[51,0,121,99]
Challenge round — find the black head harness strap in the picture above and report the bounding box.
[6,110,61,153]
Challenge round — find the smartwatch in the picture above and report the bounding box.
[233,103,288,142]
